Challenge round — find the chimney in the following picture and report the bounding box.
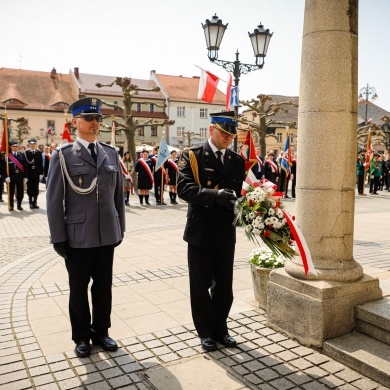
[50,67,56,79]
[74,67,79,79]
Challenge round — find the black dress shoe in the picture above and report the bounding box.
[216,334,237,347]
[17,206,23,210]
[75,340,90,358]
[200,337,217,352]
[92,336,118,351]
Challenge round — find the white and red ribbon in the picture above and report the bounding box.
[281,210,317,276]
[138,158,154,184]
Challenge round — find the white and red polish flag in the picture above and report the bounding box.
[241,168,259,196]
[281,210,317,277]
[198,69,219,103]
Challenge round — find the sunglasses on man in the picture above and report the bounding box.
[75,115,103,123]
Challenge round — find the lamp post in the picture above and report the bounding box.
[202,14,273,151]
[359,84,378,124]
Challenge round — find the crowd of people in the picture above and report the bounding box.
[356,148,390,195]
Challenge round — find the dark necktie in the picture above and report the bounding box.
[216,150,224,169]
[88,143,97,163]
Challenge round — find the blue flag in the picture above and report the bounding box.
[155,137,170,170]
[281,136,292,176]
[230,86,239,107]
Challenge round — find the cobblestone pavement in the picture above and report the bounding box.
[0,185,389,389]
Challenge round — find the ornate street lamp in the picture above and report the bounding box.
[359,84,378,124]
[202,14,273,151]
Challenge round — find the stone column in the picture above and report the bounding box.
[267,0,382,347]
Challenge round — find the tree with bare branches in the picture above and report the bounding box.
[239,95,298,156]
[95,77,174,188]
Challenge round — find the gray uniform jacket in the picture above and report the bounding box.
[46,141,125,248]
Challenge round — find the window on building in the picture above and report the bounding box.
[200,127,207,137]
[177,127,185,137]
[47,120,55,134]
[136,103,141,112]
[177,107,185,117]
[200,108,208,118]
[150,104,154,113]
[138,128,144,136]
[289,133,294,143]
[277,133,282,143]
[150,126,157,137]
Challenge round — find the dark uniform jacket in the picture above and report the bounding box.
[7,152,26,182]
[178,142,245,247]
[46,141,125,248]
[25,149,43,178]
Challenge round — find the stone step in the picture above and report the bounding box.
[355,297,390,345]
[323,332,390,388]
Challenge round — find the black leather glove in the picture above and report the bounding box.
[114,240,122,247]
[53,241,70,259]
[214,188,238,209]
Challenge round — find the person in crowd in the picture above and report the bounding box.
[378,154,386,191]
[177,111,245,352]
[264,150,279,184]
[291,152,297,198]
[135,149,154,205]
[42,146,51,184]
[0,152,5,202]
[46,97,125,358]
[50,143,57,154]
[253,147,265,180]
[5,140,26,211]
[369,153,382,195]
[385,151,390,192]
[356,148,366,195]
[150,146,166,205]
[122,151,134,206]
[24,138,43,209]
[165,150,179,204]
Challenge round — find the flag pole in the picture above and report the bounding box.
[3,113,11,209]
[283,127,289,198]
[160,168,164,205]
[194,64,231,87]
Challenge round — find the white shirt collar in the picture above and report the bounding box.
[208,139,226,157]
[77,137,96,150]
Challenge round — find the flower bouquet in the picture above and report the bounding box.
[234,180,298,259]
[249,247,285,269]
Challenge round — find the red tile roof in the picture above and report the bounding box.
[0,67,77,111]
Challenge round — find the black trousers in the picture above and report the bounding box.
[9,180,24,206]
[357,175,364,194]
[27,177,40,197]
[188,242,235,338]
[65,245,115,342]
[370,176,379,194]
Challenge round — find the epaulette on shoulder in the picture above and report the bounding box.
[56,143,72,151]
[189,145,202,151]
[99,142,115,149]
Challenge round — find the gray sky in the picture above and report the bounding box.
[1,0,389,111]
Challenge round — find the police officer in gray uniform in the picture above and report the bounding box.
[46,97,125,358]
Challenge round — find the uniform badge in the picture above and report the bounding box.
[178,160,187,167]
[91,98,97,106]
[207,180,212,187]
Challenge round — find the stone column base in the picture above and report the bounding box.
[267,268,383,347]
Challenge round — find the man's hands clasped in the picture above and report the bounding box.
[215,189,238,210]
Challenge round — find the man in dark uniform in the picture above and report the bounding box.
[149,146,166,205]
[25,138,43,209]
[46,97,125,358]
[291,152,297,198]
[5,140,26,211]
[177,111,245,352]
[356,148,366,195]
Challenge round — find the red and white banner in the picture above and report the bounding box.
[226,73,233,111]
[281,210,317,276]
[198,69,219,103]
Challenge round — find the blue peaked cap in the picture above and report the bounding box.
[210,111,237,134]
[68,97,103,117]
